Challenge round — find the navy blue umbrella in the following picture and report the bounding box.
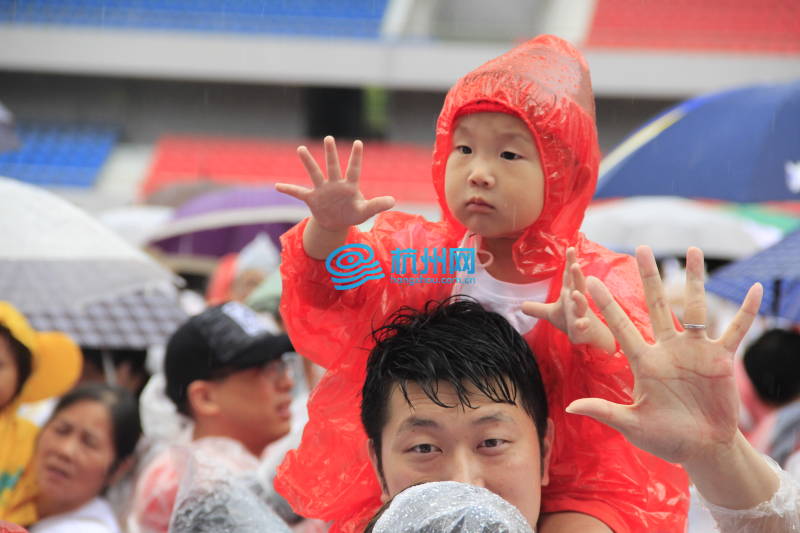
[595,80,800,202]
[707,228,800,322]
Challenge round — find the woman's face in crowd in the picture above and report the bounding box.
[0,335,20,409]
[34,399,116,515]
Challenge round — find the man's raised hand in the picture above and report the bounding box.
[567,246,762,466]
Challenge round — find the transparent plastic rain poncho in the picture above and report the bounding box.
[168,438,291,533]
[372,482,534,533]
[276,34,688,533]
[699,456,800,533]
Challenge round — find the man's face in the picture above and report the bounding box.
[444,112,545,239]
[210,357,294,455]
[371,381,552,528]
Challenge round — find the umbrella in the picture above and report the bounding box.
[595,80,800,202]
[147,186,308,258]
[707,228,800,322]
[97,205,174,247]
[144,180,226,208]
[24,288,187,350]
[581,196,798,259]
[0,176,178,312]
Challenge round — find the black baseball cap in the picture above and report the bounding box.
[164,302,293,414]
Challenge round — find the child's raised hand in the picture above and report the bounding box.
[568,246,762,466]
[521,247,615,353]
[276,136,396,232]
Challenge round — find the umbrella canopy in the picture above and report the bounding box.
[581,197,798,259]
[24,288,187,349]
[707,228,800,322]
[97,205,174,247]
[595,80,800,202]
[148,186,308,258]
[0,176,178,312]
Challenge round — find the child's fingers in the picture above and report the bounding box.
[521,301,552,320]
[296,146,326,187]
[363,196,396,219]
[573,317,590,332]
[720,283,762,354]
[275,183,312,202]
[346,140,363,183]
[561,247,576,289]
[570,262,587,294]
[571,289,588,318]
[324,136,344,181]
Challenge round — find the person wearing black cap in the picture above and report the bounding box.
[129,302,295,533]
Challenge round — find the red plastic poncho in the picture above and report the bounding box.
[276,35,689,533]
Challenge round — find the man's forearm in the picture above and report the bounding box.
[683,430,780,510]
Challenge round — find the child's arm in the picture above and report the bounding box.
[276,136,395,260]
[522,247,615,353]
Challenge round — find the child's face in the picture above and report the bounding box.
[444,112,545,239]
[0,335,20,409]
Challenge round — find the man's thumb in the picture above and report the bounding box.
[566,398,636,437]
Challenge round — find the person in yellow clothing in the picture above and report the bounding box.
[0,302,81,525]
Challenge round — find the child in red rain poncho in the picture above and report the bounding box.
[275,35,689,533]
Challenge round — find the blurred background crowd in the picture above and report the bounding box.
[0,1,799,532]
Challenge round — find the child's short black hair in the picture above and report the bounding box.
[0,324,32,401]
[361,297,549,476]
[744,329,800,406]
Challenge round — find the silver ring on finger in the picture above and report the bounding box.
[683,323,707,330]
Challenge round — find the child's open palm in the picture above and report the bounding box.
[276,136,395,232]
[522,247,615,353]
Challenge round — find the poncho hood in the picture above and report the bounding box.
[432,34,600,280]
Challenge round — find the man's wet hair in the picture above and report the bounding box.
[361,297,549,476]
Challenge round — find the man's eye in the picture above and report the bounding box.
[410,444,439,454]
[456,145,472,154]
[479,438,507,448]
[500,151,521,160]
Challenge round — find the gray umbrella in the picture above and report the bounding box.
[24,288,187,350]
[0,176,179,313]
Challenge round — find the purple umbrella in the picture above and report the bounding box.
[147,186,308,258]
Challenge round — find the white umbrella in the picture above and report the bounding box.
[0,177,179,312]
[581,196,784,259]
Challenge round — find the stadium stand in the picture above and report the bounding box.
[0,0,390,38]
[586,0,800,53]
[0,121,118,187]
[142,135,436,204]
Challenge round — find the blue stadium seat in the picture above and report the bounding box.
[0,0,389,38]
[0,122,118,187]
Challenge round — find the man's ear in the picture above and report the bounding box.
[366,439,390,503]
[186,380,220,417]
[540,418,555,487]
